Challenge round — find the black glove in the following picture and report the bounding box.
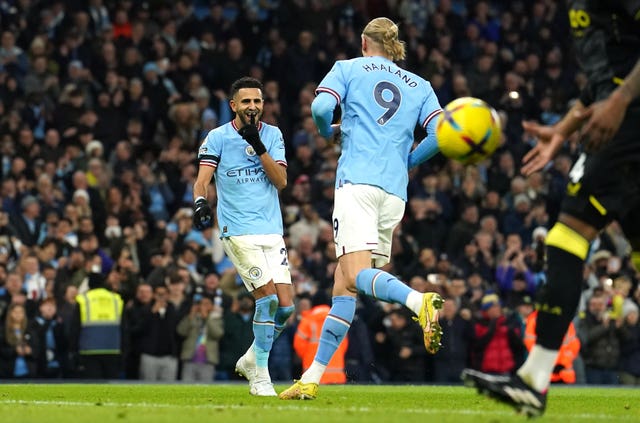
[193,197,213,230]
[238,117,266,155]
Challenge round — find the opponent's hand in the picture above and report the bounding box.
[520,120,566,176]
[193,197,213,230]
[576,93,628,153]
[238,115,266,155]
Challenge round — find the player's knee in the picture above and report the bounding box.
[253,280,277,298]
[334,266,357,294]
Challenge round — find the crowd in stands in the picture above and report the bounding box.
[0,0,639,385]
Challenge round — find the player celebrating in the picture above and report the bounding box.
[192,77,295,396]
[280,17,444,400]
[463,1,640,417]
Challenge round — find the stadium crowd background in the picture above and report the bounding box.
[0,0,639,384]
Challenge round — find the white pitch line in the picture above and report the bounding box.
[0,399,636,420]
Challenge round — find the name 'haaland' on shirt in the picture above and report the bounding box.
[361,62,418,87]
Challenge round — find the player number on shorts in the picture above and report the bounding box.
[374,81,401,125]
[569,153,586,183]
[333,218,339,239]
[280,247,289,266]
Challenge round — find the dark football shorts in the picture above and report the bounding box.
[560,105,640,239]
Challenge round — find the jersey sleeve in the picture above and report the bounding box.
[418,81,443,130]
[198,130,221,169]
[267,127,287,166]
[315,61,347,104]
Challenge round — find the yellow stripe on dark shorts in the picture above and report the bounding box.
[588,195,607,216]
[545,222,589,260]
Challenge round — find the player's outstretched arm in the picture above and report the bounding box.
[521,100,587,176]
[578,59,640,152]
[408,133,439,170]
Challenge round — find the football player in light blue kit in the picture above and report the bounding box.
[280,17,444,400]
[192,77,295,396]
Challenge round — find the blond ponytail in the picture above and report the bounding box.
[363,17,406,61]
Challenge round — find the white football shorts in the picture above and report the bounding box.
[221,234,292,291]
[333,183,405,267]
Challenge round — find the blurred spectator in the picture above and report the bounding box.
[454,237,493,282]
[56,284,78,341]
[0,303,36,378]
[445,203,479,261]
[288,202,331,250]
[524,309,580,384]
[619,301,640,385]
[30,298,67,378]
[495,233,535,303]
[405,197,448,252]
[609,276,633,321]
[405,247,438,281]
[294,302,348,384]
[70,273,123,379]
[10,195,44,247]
[217,292,255,380]
[433,298,474,383]
[122,282,153,380]
[1,272,31,319]
[578,294,623,385]
[470,293,524,375]
[344,301,376,382]
[138,284,178,381]
[21,253,47,302]
[177,294,224,382]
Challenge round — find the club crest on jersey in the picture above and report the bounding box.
[248,267,262,280]
[245,145,257,156]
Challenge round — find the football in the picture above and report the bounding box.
[435,97,501,165]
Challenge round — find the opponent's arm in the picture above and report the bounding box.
[520,100,587,175]
[579,58,640,151]
[553,100,587,137]
[613,58,640,107]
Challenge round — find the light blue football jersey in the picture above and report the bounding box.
[316,56,442,201]
[198,120,287,237]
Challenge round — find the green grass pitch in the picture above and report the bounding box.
[0,384,637,423]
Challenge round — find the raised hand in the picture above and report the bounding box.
[238,114,266,155]
[520,120,567,176]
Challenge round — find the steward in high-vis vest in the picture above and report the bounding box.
[71,273,123,379]
[294,304,348,384]
[524,310,580,384]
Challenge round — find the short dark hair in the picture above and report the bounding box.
[230,77,263,98]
